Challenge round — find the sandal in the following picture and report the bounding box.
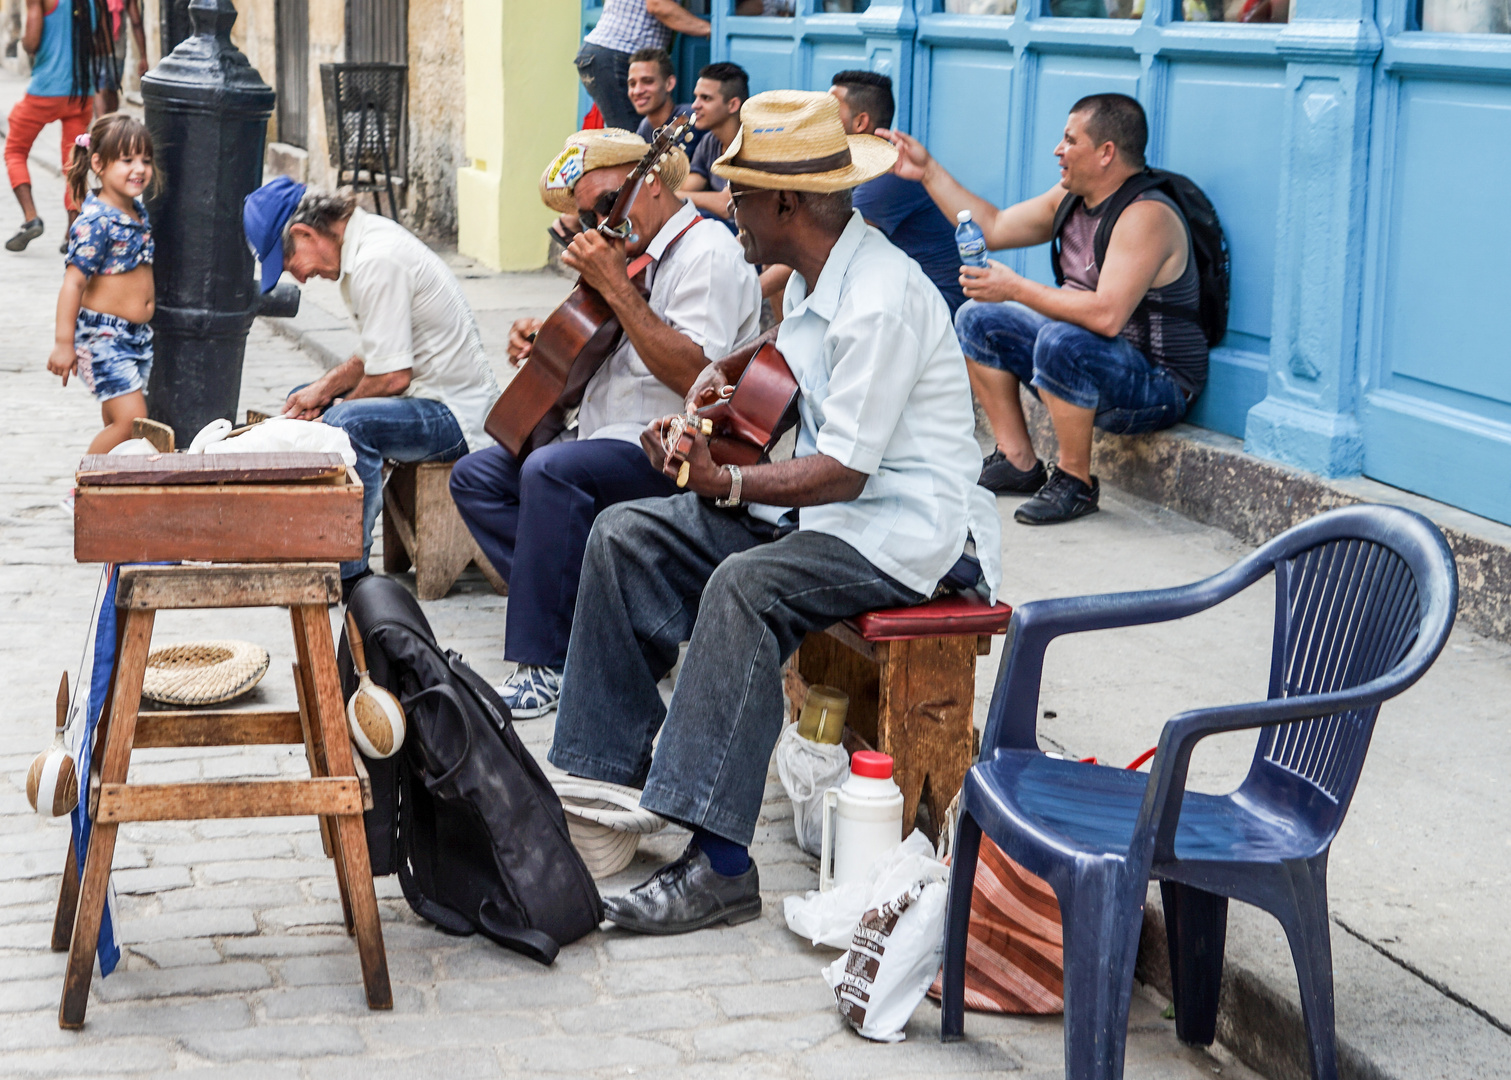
[5,217,43,252]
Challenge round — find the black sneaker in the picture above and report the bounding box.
[1014,467,1100,525]
[979,449,1047,495]
[5,218,43,252]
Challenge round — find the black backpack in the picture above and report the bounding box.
[339,575,602,965]
[1050,168,1231,348]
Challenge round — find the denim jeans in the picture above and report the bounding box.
[955,300,1188,435]
[574,43,638,134]
[548,493,923,846]
[317,395,468,579]
[448,438,676,669]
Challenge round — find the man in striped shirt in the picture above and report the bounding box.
[577,0,710,132]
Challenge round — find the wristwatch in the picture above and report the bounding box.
[715,464,743,508]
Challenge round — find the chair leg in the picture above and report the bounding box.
[1059,867,1147,1080]
[51,837,79,952]
[1160,880,1228,1046]
[940,811,982,1042]
[1275,858,1339,1080]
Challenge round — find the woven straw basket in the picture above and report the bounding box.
[141,641,270,706]
[548,774,666,879]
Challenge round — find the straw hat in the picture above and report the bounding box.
[545,771,666,879]
[539,127,689,214]
[712,89,898,193]
[141,641,270,706]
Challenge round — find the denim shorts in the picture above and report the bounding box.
[75,308,153,402]
[955,299,1188,436]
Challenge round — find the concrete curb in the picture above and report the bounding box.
[1021,400,1511,644]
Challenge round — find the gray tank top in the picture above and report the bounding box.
[1057,191,1207,398]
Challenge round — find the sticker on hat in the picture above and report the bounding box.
[545,145,586,192]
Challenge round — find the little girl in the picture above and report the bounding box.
[48,113,158,454]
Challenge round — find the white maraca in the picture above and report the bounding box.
[345,613,406,759]
[26,672,79,818]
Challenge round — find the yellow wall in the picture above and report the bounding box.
[458,0,579,270]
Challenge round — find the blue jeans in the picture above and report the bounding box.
[955,300,1188,435]
[574,43,638,133]
[317,395,467,579]
[76,308,153,402]
[449,437,676,669]
[548,493,922,845]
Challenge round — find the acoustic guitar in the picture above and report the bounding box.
[666,341,801,488]
[484,117,695,459]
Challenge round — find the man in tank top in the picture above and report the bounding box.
[884,93,1207,525]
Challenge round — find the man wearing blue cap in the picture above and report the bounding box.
[243,178,501,595]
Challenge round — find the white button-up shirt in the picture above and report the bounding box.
[576,200,762,444]
[751,210,1002,601]
[339,209,502,453]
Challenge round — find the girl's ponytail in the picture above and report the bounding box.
[66,133,92,211]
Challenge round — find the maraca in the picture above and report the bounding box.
[345,614,406,759]
[26,672,79,818]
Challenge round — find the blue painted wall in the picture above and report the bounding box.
[579,0,1511,526]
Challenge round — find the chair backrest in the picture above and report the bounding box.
[1241,506,1456,833]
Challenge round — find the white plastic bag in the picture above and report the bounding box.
[186,417,233,451]
[783,829,946,949]
[775,723,850,855]
[823,876,950,1042]
[105,438,160,456]
[203,416,358,466]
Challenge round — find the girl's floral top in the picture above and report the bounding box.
[67,193,154,277]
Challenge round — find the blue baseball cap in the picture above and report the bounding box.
[243,176,307,293]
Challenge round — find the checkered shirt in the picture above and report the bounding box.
[584,0,672,54]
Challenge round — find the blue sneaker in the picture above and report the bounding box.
[495,664,563,719]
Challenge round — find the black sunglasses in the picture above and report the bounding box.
[577,187,623,233]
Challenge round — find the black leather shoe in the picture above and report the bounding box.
[602,842,761,935]
[979,449,1046,495]
[1014,466,1100,525]
[5,217,43,252]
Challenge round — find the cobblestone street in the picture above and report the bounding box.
[0,142,1276,1076]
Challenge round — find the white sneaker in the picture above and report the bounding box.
[494,664,563,719]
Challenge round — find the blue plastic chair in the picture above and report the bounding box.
[939,505,1458,1080]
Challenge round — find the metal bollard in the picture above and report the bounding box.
[140,0,293,443]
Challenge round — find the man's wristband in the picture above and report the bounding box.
[715,464,742,508]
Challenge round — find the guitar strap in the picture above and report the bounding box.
[626,216,705,284]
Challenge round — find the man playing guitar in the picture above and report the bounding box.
[450,128,761,717]
[548,92,1004,935]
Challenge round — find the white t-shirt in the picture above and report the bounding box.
[338,209,502,453]
[575,200,762,444]
[751,210,1003,601]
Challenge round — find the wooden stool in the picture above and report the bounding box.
[785,594,1013,839]
[382,461,506,600]
[52,563,392,1028]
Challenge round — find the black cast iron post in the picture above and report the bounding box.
[141,0,278,443]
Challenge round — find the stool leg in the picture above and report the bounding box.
[60,609,154,1029]
[294,604,392,1010]
[877,636,977,841]
[51,837,79,952]
[293,658,353,932]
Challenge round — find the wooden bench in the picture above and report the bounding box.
[52,563,391,1028]
[382,461,507,600]
[785,593,1013,840]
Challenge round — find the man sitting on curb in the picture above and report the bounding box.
[884,93,1207,524]
[243,179,502,597]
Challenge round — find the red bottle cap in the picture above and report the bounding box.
[851,751,894,780]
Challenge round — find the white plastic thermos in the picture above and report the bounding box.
[819,750,904,892]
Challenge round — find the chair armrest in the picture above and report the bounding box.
[979,555,1278,755]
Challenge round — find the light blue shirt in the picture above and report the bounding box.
[751,210,1003,601]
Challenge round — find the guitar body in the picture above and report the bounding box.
[669,342,801,483]
[484,279,627,459]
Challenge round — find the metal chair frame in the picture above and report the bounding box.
[321,61,407,218]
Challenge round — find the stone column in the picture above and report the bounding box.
[1242,0,1381,478]
[457,0,579,270]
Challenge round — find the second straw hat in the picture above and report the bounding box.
[712,89,898,194]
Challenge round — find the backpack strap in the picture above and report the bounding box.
[1048,191,1079,288]
[477,901,561,966]
[1090,169,1166,270]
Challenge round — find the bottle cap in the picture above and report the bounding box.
[956,209,972,223]
[851,751,894,780]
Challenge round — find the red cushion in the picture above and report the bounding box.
[846,594,1014,642]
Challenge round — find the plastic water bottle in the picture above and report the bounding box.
[955,209,988,268]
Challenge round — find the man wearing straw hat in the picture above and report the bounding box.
[548,91,1002,935]
[449,127,760,719]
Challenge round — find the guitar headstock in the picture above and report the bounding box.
[600,115,697,239]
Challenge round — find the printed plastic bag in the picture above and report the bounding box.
[784,829,946,949]
[775,723,850,855]
[823,876,950,1042]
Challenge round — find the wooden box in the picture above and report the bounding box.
[74,453,364,564]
